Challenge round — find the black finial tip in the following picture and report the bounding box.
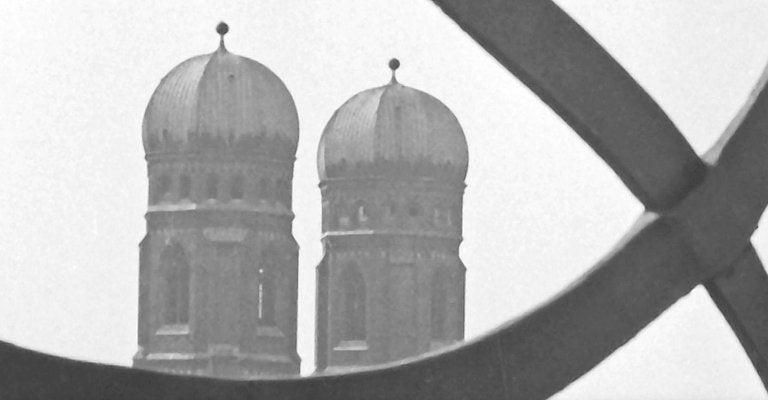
[389,58,400,71]
[216,22,229,36]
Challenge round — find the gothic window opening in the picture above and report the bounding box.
[257,260,276,325]
[329,209,339,230]
[260,177,276,202]
[383,201,398,225]
[431,268,450,340]
[433,208,441,227]
[350,201,368,228]
[408,201,421,218]
[322,202,331,231]
[276,178,290,205]
[230,174,244,200]
[179,174,191,199]
[340,264,366,341]
[206,173,219,200]
[162,244,190,325]
[387,201,397,218]
[451,205,461,229]
[155,174,171,203]
[257,177,267,200]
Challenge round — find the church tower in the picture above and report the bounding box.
[315,59,469,372]
[133,23,300,378]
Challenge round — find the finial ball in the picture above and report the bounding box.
[389,58,400,71]
[216,22,229,36]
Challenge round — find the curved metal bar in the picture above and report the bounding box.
[430,0,768,392]
[705,61,768,215]
[4,1,768,399]
[696,62,768,389]
[429,0,706,210]
[0,213,721,399]
[706,246,768,389]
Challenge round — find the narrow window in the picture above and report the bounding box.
[385,201,398,219]
[257,260,276,325]
[178,174,191,200]
[451,205,461,229]
[408,202,420,218]
[162,244,190,325]
[259,177,270,200]
[155,174,171,203]
[206,173,219,200]
[277,178,291,205]
[275,179,284,203]
[431,268,450,340]
[341,264,366,341]
[350,201,367,228]
[357,204,367,225]
[230,174,244,200]
[322,201,333,231]
[329,208,339,230]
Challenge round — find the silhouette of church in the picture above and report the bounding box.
[133,23,468,378]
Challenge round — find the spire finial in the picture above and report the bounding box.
[216,22,229,51]
[389,58,400,84]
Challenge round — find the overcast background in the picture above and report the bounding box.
[2,1,768,398]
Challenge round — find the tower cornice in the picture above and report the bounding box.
[319,177,465,193]
[320,229,463,242]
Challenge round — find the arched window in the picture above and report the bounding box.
[161,244,190,325]
[154,174,171,203]
[329,208,339,230]
[433,207,441,227]
[349,201,367,229]
[337,201,350,229]
[178,174,191,200]
[259,177,271,201]
[408,201,421,218]
[205,173,219,200]
[451,205,461,229]
[431,267,450,340]
[230,174,244,200]
[386,201,398,218]
[340,264,366,341]
[322,201,333,231]
[273,178,289,204]
[257,259,276,325]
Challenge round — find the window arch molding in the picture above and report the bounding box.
[178,174,192,200]
[407,200,421,218]
[349,200,369,229]
[230,173,245,200]
[339,262,366,342]
[256,252,279,326]
[430,266,452,341]
[154,173,172,203]
[160,243,190,326]
[205,172,219,200]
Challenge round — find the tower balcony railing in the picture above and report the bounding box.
[2,1,768,399]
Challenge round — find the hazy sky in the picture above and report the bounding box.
[2,1,768,398]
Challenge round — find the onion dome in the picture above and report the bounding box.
[318,59,468,183]
[143,22,299,158]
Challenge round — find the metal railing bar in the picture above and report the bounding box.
[429,0,706,210]
[705,246,768,390]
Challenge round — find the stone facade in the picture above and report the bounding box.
[133,156,300,377]
[315,179,466,371]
